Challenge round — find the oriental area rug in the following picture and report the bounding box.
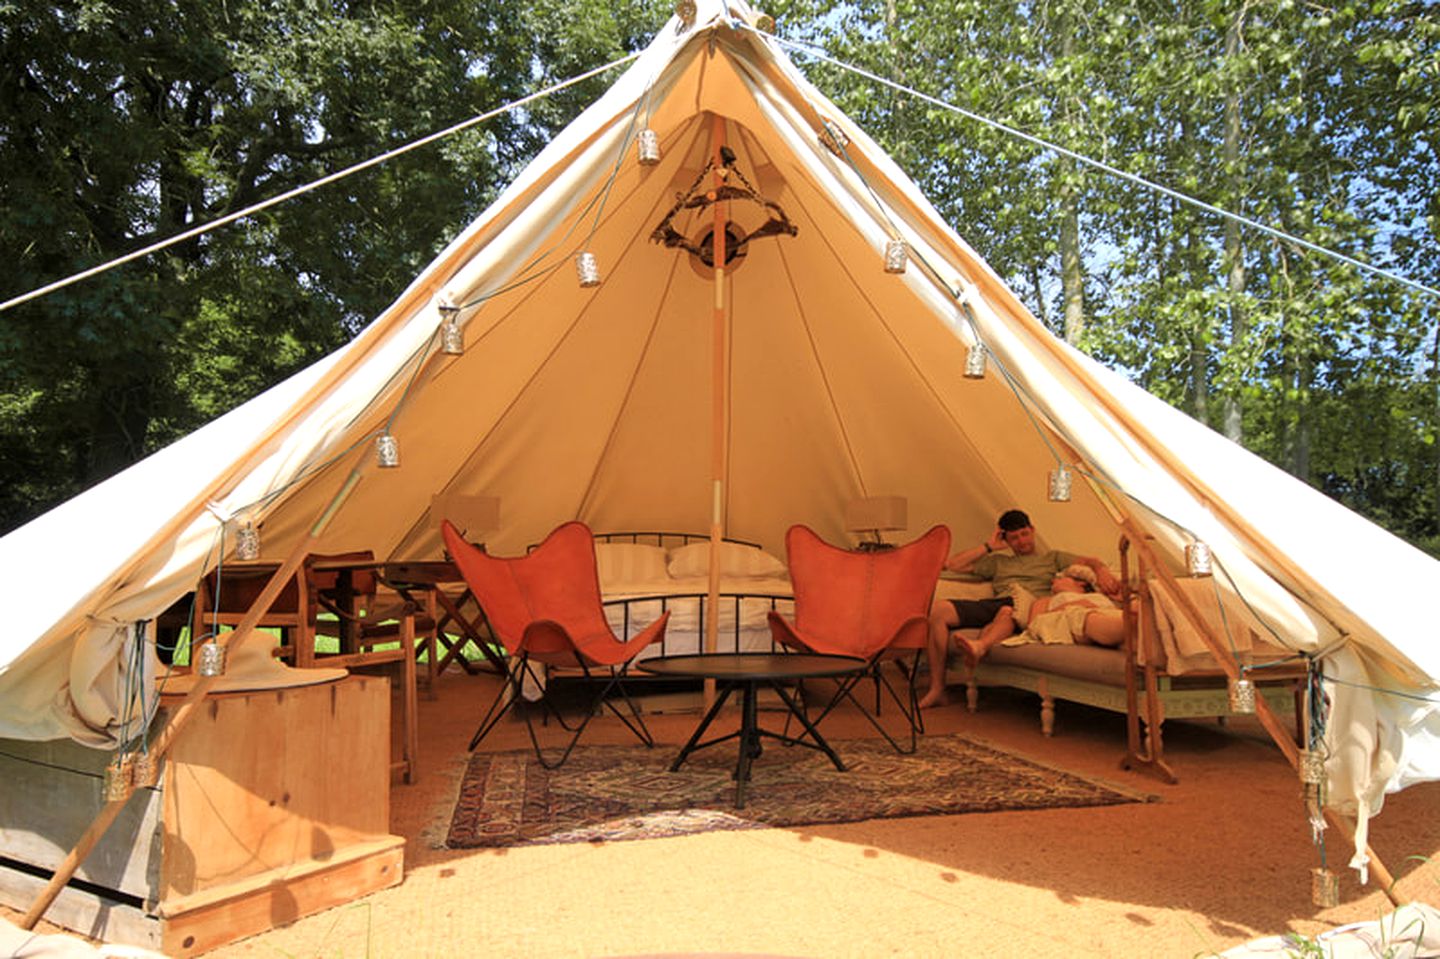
[445,733,1151,848]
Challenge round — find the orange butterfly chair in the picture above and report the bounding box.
[767,523,950,753]
[442,519,671,768]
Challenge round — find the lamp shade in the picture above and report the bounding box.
[844,495,908,533]
[430,493,501,540]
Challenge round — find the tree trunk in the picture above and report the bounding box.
[1058,1,1085,345]
[1059,165,1085,345]
[1433,321,1439,538]
[1291,350,1312,480]
[84,374,157,487]
[1220,7,1248,443]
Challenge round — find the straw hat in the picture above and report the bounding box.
[1061,563,1098,588]
[161,638,348,694]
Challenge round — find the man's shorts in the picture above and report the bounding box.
[949,596,1015,629]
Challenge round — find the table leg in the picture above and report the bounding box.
[670,682,737,772]
[770,681,847,772]
[733,681,761,808]
[434,589,505,675]
[422,591,438,697]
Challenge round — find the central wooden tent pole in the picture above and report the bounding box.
[20,467,364,930]
[703,113,729,709]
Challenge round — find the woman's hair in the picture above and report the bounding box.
[1060,564,1097,592]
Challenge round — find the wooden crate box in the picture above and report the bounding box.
[0,675,404,956]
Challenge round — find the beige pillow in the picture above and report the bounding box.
[593,543,669,588]
[667,541,787,579]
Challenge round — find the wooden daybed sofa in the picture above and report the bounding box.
[933,535,1307,781]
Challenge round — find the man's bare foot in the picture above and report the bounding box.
[955,634,983,669]
[917,688,950,709]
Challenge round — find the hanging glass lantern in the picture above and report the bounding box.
[1311,867,1340,908]
[1228,676,1256,713]
[197,642,226,678]
[637,128,661,166]
[131,753,158,789]
[438,297,464,356]
[103,758,132,802]
[440,318,464,355]
[235,521,260,561]
[376,431,400,468]
[964,342,987,379]
[1298,749,1325,786]
[675,0,696,25]
[1048,466,1073,502]
[575,251,601,288]
[1186,541,1213,577]
[755,12,776,31]
[883,238,907,274]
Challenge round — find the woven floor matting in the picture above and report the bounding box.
[445,732,1149,848]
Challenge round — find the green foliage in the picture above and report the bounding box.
[0,0,666,533]
[773,0,1439,555]
[0,0,1435,560]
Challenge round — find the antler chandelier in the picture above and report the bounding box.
[650,146,797,268]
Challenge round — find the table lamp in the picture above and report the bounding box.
[431,493,501,553]
[844,495,907,552]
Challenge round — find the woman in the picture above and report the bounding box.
[1014,564,1125,648]
[953,565,1125,669]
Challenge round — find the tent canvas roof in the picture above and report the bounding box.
[1,0,1437,857]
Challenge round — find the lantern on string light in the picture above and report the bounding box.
[438,296,464,356]
[1311,867,1340,908]
[637,128,662,166]
[1298,748,1325,786]
[235,520,260,561]
[1186,541,1213,577]
[131,753,158,789]
[1227,675,1256,713]
[197,641,226,678]
[755,12,775,31]
[103,758,132,802]
[883,237,908,274]
[675,0,696,25]
[963,342,987,379]
[1047,466,1073,502]
[576,251,601,288]
[376,431,400,469]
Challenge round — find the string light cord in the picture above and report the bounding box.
[758,28,1440,304]
[761,20,1412,674]
[1320,672,1440,705]
[805,107,1091,492]
[0,51,644,315]
[450,100,649,318]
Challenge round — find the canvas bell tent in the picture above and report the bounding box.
[2,0,1438,878]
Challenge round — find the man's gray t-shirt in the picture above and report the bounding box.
[971,549,1080,597]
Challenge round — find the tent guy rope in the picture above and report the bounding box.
[760,27,1440,304]
[0,52,643,315]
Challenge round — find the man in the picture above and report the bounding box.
[916,509,1120,709]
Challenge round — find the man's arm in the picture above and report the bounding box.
[1075,555,1122,598]
[946,527,1008,574]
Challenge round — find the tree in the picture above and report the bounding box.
[770,0,1438,554]
[0,0,665,534]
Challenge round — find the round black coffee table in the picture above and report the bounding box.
[636,652,866,808]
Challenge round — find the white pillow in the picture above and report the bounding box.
[594,543,670,587]
[667,541,787,579]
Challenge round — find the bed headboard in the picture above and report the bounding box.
[526,530,765,553]
[593,531,763,550]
